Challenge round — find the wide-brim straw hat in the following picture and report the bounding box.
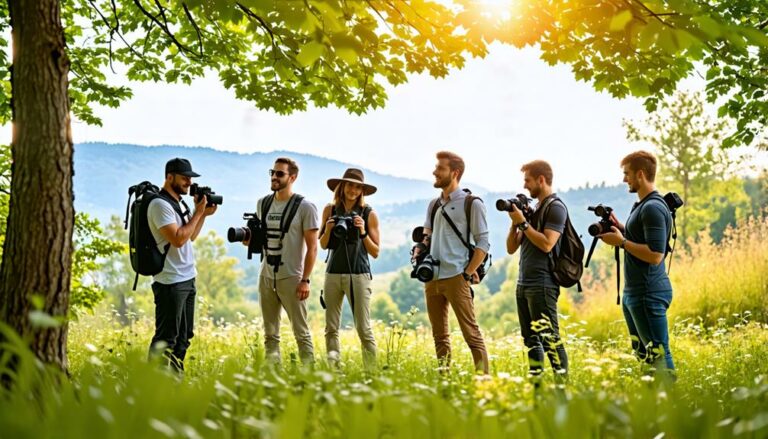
[326,168,377,196]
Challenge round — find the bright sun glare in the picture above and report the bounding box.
[476,0,517,21]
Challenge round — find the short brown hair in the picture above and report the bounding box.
[436,151,465,182]
[521,160,553,186]
[621,150,657,182]
[275,157,299,176]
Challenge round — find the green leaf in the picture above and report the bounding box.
[28,310,62,328]
[609,10,633,32]
[627,77,650,96]
[296,42,325,67]
[693,16,722,39]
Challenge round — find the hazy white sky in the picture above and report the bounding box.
[10,43,762,192]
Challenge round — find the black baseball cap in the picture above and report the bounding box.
[165,158,200,177]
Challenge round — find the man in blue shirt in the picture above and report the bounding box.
[419,151,490,374]
[598,151,675,377]
[506,160,569,382]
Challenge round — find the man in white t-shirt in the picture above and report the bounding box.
[147,157,217,371]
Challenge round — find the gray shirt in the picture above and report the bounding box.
[257,195,319,280]
[424,188,490,281]
[147,197,197,285]
[518,196,566,288]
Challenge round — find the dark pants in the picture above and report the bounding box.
[516,285,568,378]
[149,278,196,371]
[622,290,674,370]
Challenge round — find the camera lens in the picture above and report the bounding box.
[495,199,511,211]
[416,264,433,282]
[227,227,250,243]
[332,220,348,239]
[208,193,223,205]
[588,222,605,237]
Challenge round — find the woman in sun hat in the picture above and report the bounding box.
[319,168,380,368]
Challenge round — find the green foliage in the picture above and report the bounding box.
[497,0,768,147]
[70,213,125,313]
[624,91,752,244]
[3,1,766,141]
[387,267,424,315]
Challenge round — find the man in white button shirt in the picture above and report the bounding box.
[147,158,217,371]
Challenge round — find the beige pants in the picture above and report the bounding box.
[323,273,377,366]
[258,275,314,364]
[425,274,489,374]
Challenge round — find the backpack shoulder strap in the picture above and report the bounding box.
[260,194,275,220]
[362,205,372,234]
[428,197,441,230]
[536,195,562,232]
[463,193,482,245]
[158,189,188,226]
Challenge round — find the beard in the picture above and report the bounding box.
[271,179,287,191]
[627,182,638,193]
[433,176,450,189]
[171,181,187,195]
[528,187,540,198]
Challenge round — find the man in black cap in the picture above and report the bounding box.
[147,157,217,371]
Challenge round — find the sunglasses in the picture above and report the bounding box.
[269,169,289,178]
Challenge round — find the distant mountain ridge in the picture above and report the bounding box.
[75,142,637,270]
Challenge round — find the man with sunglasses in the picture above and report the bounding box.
[251,157,319,365]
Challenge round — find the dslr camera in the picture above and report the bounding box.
[495,193,532,213]
[587,204,614,236]
[409,226,439,283]
[190,183,223,207]
[330,213,360,242]
[227,212,265,260]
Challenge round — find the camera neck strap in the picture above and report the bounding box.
[439,198,475,255]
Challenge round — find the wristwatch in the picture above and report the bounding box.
[300,278,311,284]
[462,272,472,282]
[620,238,627,249]
[517,221,530,232]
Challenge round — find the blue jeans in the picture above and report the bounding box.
[622,290,674,370]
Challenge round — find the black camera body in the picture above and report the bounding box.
[331,214,360,242]
[227,212,265,260]
[663,192,684,214]
[409,226,439,283]
[190,183,223,207]
[587,204,614,236]
[496,194,532,213]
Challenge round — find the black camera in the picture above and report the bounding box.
[587,204,614,237]
[331,214,360,242]
[495,194,532,212]
[409,226,439,283]
[190,183,223,207]
[227,212,264,260]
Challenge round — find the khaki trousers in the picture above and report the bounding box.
[323,273,377,367]
[425,274,489,374]
[258,275,314,364]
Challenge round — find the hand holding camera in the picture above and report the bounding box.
[190,183,223,207]
[496,194,532,225]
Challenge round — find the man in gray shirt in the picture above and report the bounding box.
[418,151,490,374]
[251,157,319,365]
[506,160,569,382]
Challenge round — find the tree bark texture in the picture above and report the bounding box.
[0,0,74,371]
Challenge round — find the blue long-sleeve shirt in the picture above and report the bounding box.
[424,188,490,281]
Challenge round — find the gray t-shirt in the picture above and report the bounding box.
[147,197,197,285]
[257,195,319,280]
[517,197,566,288]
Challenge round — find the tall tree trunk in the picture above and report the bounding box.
[0,0,74,371]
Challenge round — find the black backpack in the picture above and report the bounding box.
[429,189,492,282]
[124,181,189,289]
[537,196,584,291]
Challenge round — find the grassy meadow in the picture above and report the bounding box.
[1,217,768,438]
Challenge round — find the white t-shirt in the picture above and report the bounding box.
[257,195,319,280]
[147,197,197,285]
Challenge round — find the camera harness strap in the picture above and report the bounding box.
[260,193,304,291]
[635,192,677,274]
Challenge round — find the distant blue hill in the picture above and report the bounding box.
[74,142,637,272]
